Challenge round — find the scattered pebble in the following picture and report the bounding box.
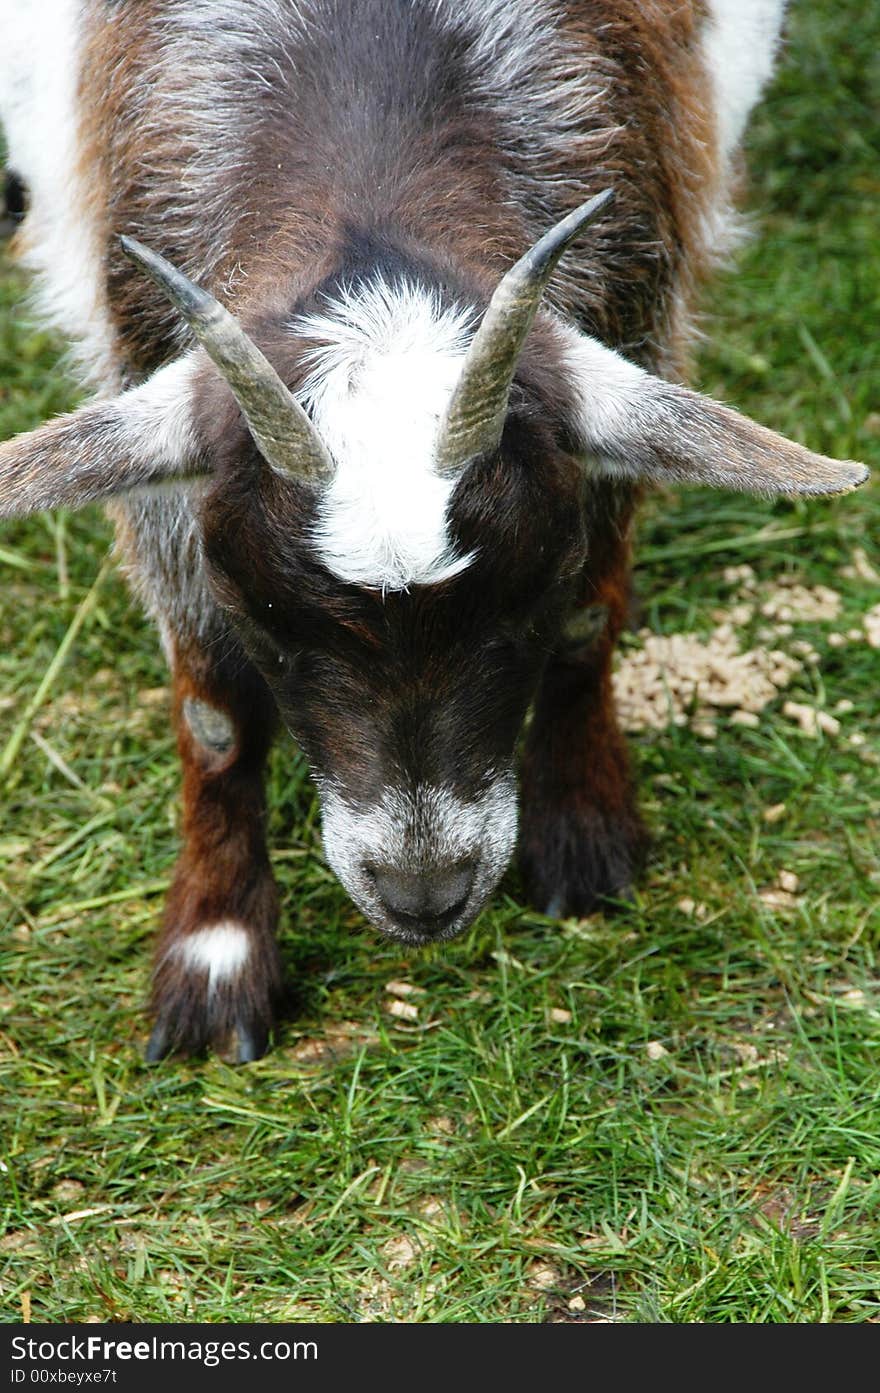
[839,547,880,584]
[384,980,425,999]
[759,582,841,623]
[762,803,786,824]
[382,1235,418,1270]
[677,897,708,919]
[758,888,799,913]
[51,1180,86,1206]
[426,1116,455,1136]
[864,604,880,649]
[646,1040,669,1061]
[548,1007,572,1025]
[568,1295,587,1312]
[790,640,819,662]
[782,701,840,738]
[723,565,758,588]
[778,870,799,894]
[692,719,718,740]
[732,602,756,624]
[528,1263,561,1291]
[387,999,419,1021]
[836,988,867,1009]
[730,710,760,728]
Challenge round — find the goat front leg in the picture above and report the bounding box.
[146,641,281,1063]
[518,484,647,917]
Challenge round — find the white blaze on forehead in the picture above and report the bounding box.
[294,279,478,592]
[173,922,251,993]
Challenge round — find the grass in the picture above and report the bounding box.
[1,1,879,1324]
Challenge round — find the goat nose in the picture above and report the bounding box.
[369,859,475,929]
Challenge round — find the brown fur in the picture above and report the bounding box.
[520,481,647,914]
[10,1,775,1057]
[75,1,719,381]
[147,642,282,1059]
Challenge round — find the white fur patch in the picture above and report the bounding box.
[320,773,518,940]
[552,321,650,459]
[295,279,477,591]
[119,353,201,467]
[0,0,118,388]
[701,0,788,164]
[173,922,251,992]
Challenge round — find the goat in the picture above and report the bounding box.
[0,0,867,1061]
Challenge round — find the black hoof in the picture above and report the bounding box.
[542,894,568,920]
[520,802,647,921]
[145,1016,270,1063]
[542,882,635,920]
[144,1020,172,1062]
[232,1020,268,1064]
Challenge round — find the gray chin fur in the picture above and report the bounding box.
[319,773,519,943]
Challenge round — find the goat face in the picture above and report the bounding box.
[199,404,586,945]
[0,209,866,952]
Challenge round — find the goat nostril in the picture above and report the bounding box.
[368,859,475,927]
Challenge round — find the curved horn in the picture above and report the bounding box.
[120,236,335,486]
[435,189,614,479]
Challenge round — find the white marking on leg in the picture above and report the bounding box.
[173,921,251,994]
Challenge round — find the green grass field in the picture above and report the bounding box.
[1,2,878,1324]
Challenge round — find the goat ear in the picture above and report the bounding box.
[561,331,869,497]
[0,355,211,520]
